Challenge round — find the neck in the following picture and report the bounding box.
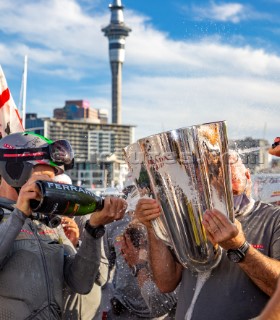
[0,179,18,201]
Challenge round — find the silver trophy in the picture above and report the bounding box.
[123,121,234,272]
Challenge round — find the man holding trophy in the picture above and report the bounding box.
[133,148,280,320]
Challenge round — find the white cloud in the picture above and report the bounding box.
[121,75,280,142]
[213,2,245,23]
[195,2,245,23]
[0,0,109,76]
[0,0,279,146]
[185,2,270,24]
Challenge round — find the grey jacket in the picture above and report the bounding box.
[0,206,101,320]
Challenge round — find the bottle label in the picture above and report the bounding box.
[45,182,96,197]
[31,180,104,217]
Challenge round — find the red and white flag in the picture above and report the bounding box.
[0,65,24,138]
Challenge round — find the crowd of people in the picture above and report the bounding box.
[0,131,280,319]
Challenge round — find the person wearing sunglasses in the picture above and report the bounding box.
[0,131,127,319]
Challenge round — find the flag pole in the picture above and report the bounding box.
[21,55,28,130]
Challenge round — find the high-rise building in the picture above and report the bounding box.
[53,100,105,123]
[229,137,270,173]
[102,0,131,124]
[26,112,135,189]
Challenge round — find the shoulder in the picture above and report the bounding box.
[249,201,280,228]
[253,201,280,215]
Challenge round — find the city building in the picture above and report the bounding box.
[53,100,108,124]
[26,112,135,189]
[229,137,270,173]
[102,0,131,124]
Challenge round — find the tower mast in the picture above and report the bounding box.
[102,0,131,124]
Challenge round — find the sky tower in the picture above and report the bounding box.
[102,0,131,124]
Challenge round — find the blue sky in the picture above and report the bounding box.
[1,0,280,148]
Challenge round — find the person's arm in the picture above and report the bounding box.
[63,230,102,294]
[0,208,27,266]
[0,173,52,265]
[239,247,280,297]
[63,197,126,294]
[202,209,280,296]
[135,198,183,293]
[258,277,280,320]
[73,215,110,287]
[121,233,178,316]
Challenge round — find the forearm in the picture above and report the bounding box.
[258,278,280,320]
[147,228,182,292]
[64,231,101,294]
[0,209,26,265]
[239,246,280,296]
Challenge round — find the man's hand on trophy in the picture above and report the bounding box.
[134,198,161,229]
[89,197,127,226]
[202,209,246,250]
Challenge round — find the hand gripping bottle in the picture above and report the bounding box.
[30,180,104,217]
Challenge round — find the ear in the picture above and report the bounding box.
[245,168,251,181]
[245,169,252,196]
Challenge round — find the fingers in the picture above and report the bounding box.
[62,223,79,234]
[105,197,127,220]
[136,198,159,208]
[90,197,127,226]
[139,212,161,224]
[204,209,228,227]
[204,228,216,246]
[19,173,54,201]
[27,173,55,185]
[115,197,127,218]
[135,199,161,227]
[124,233,135,250]
[61,218,76,230]
[121,234,140,267]
[202,208,244,249]
[202,209,231,235]
[61,218,79,246]
[31,171,55,179]
[16,179,44,215]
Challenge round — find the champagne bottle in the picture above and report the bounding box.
[30,180,104,217]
